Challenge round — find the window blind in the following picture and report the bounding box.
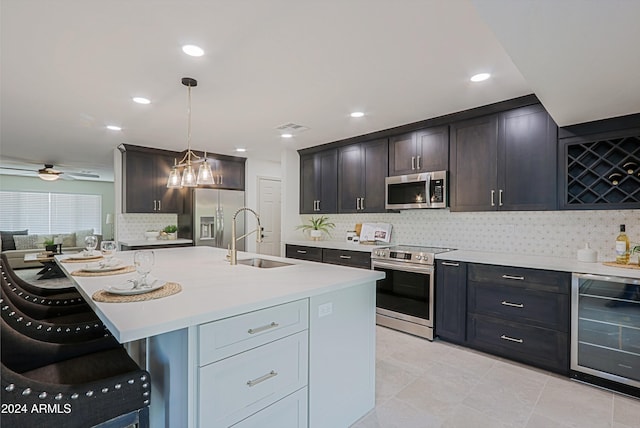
[0,191,102,234]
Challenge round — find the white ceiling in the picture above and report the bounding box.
[1,0,638,182]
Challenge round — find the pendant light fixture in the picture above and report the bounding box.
[167,77,215,188]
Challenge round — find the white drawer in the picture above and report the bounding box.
[199,299,309,366]
[231,388,308,428]
[198,330,309,428]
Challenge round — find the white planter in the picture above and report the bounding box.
[309,230,322,241]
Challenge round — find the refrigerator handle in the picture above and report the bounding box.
[217,208,224,247]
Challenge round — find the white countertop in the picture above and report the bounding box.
[118,238,193,247]
[437,249,640,279]
[56,246,383,343]
[286,240,387,253]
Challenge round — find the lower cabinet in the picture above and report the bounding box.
[285,245,322,262]
[435,260,467,344]
[285,244,371,269]
[231,388,308,428]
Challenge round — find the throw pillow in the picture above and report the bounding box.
[34,234,54,247]
[75,229,95,247]
[0,229,28,251]
[13,235,40,250]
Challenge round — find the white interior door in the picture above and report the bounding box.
[257,177,281,256]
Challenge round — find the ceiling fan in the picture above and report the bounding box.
[0,163,100,181]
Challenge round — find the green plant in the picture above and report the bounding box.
[163,225,178,233]
[296,216,335,236]
[43,238,55,246]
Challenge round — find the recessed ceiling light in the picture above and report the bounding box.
[470,73,491,82]
[132,97,150,105]
[235,148,247,152]
[106,125,122,131]
[350,111,365,118]
[182,44,204,57]
[281,133,293,138]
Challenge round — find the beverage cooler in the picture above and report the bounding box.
[571,273,640,394]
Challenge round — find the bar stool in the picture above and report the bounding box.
[1,253,80,296]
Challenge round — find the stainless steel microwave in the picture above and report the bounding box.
[385,171,447,209]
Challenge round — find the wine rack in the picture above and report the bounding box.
[562,133,640,209]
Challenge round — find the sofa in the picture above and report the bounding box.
[0,229,102,269]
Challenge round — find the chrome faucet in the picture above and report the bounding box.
[229,207,263,265]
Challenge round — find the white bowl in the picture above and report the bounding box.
[144,231,159,240]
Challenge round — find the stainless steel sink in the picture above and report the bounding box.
[237,258,293,268]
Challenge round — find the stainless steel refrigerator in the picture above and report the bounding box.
[193,189,245,251]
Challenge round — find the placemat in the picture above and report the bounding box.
[92,282,182,303]
[602,261,640,270]
[62,255,104,263]
[71,265,136,276]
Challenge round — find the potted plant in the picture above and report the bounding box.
[42,238,58,253]
[161,225,178,240]
[296,216,335,241]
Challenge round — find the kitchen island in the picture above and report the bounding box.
[56,246,384,428]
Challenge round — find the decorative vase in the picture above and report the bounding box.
[310,230,322,241]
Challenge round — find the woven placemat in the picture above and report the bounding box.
[61,255,104,263]
[71,265,136,276]
[602,261,640,270]
[92,282,182,303]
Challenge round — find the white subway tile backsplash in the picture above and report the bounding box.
[299,209,640,261]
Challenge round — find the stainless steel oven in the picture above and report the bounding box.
[571,273,640,393]
[372,245,452,340]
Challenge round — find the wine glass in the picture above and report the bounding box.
[100,240,117,264]
[84,235,98,256]
[133,250,155,288]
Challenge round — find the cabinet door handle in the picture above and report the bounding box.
[356,197,360,210]
[297,250,307,254]
[219,175,223,185]
[501,274,525,281]
[416,155,421,170]
[411,156,416,170]
[500,335,523,344]
[361,197,364,210]
[499,189,503,206]
[501,301,524,308]
[247,370,278,387]
[157,200,161,211]
[317,200,320,211]
[339,255,352,259]
[441,262,459,267]
[247,321,279,335]
[491,190,495,207]
[617,364,633,370]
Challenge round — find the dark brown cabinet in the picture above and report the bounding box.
[338,139,388,213]
[188,151,246,191]
[285,244,323,262]
[466,263,570,374]
[450,104,557,212]
[284,244,371,269]
[300,150,338,214]
[435,260,467,344]
[388,126,449,176]
[121,145,185,213]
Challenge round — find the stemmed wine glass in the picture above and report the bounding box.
[100,240,117,264]
[84,235,98,256]
[133,250,155,289]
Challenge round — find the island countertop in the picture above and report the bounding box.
[56,246,384,343]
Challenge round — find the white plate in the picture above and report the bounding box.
[82,260,123,273]
[106,280,164,296]
[67,251,102,260]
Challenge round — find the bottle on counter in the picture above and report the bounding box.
[615,224,630,264]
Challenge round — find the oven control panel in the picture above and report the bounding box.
[372,248,435,265]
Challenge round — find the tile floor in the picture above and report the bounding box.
[351,326,640,428]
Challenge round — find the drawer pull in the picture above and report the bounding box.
[339,255,352,259]
[617,364,633,370]
[441,262,459,267]
[501,274,525,281]
[500,334,523,344]
[247,370,278,387]
[247,322,279,335]
[501,301,524,308]
[296,250,307,254]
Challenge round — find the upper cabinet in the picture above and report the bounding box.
[450,104,558,212]
[121,144,185,214]
[338,139,388,213]
[300,149,338,214]
[188,151,246,191]
[388,126,449,176]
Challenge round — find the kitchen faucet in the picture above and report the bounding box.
[229,207,262,265]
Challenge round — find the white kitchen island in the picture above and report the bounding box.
[56,246,383,428]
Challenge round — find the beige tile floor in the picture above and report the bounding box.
[352,326,640,428]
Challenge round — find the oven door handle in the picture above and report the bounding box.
[372,260,434,274]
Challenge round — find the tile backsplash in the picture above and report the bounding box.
[298,209,640,261]
[116,213,177,241]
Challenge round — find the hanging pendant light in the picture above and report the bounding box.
[167,77,215,188]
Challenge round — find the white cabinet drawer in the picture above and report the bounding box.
[199,299,309,365]
[198,330,309,427]
[231,388,308,428]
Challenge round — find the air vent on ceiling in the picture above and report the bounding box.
[275,122,309,133]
